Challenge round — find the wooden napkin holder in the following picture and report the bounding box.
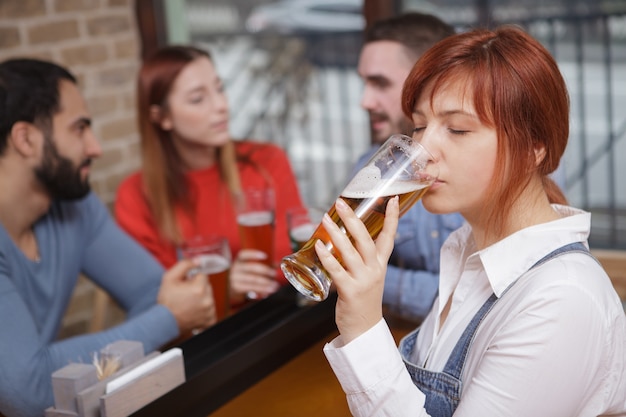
[45,340,185,417]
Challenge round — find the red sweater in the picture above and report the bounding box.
[115,141,306,284]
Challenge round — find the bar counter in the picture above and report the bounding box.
[211,309,416,416]
[131,285,338,417]
[130,286,416,417]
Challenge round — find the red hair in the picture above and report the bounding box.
[137,46,241,243]
[402,26,569,236]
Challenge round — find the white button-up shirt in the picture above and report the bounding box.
[324,205,626,416]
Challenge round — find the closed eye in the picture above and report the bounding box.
[449,128,469,135]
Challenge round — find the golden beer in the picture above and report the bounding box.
[180,235,232,328]
[237,211,275,268]
[280,134,438,301]
[195,254,230,320]
[281,183,430,301]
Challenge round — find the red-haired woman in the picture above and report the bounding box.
[319,26,626,416]
[115,46,306,309]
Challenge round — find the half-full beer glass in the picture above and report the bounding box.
[280,134,438,301]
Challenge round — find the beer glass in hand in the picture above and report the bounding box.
[281,134,438,302]
[236,187,275,268]
[181,235,232,321]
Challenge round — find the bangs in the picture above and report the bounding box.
[403,45,496,129]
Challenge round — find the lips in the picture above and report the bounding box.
[212,120,228,131]
[369,112,387,122]
[368,112,389,132]
[429,180,444,191]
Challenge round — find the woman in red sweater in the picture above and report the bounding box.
[115,45,306,311]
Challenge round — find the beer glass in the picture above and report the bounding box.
[281,134,438,302]
[236,187,275,268]
[181,234,232,321]
[286,206,323,252]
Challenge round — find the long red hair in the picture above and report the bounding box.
[137,45,241,243]
[402,26,569,236]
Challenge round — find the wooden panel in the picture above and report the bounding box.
[134,0,168,60]
[592,249,626,300]
[363,0,401,28]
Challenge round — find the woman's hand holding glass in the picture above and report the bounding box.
[281,134,437,302]
[230,249,280,303]
[315,196,399,344]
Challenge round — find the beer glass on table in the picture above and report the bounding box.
[280,134,438,302]
[181,234,232,321]
[286,206,324,252]
[236,187,275,268]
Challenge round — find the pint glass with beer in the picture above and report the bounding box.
[181,234,232,321]
[286,206,324,252]
[236,187,275,268]
[280,134,438,301]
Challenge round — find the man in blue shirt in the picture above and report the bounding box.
[0,58,216,417]
[353,13,464,321]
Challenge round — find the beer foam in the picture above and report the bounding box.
[290,223,316,241]
[195,254,230,274]
[343,165,428,199]
[237,211,273,226]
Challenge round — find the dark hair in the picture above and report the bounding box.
[402,26,568,236]
[364,12,455,61]
[0,58,76,155]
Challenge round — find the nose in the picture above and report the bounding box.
[416,128,440,162]
[85,130,102,159]
[214,91,229,114]
[360,86,376,111]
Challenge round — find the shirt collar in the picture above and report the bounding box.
[442,205,591,299]
[478,205,591,297]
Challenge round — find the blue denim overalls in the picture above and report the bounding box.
[398,242,592,417]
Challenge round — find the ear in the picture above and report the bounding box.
[8,122,41,157]
[534,144,547,167]
[149,104,172,131]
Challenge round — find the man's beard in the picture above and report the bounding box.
[369,111,415,145]
[35,135,92,201]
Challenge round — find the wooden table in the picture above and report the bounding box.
[211,330,349,416]
[131,288,418,417]
[210,316,416,417]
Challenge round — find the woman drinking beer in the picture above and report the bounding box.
[317,26,626,416]
[115,45,306,307]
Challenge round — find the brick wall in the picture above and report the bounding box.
[0,0,144,336]
[0,0,142,206]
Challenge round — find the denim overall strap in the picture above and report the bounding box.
[399,242,590,417]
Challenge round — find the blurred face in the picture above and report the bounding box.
[35,80,102,200]
[358,41,416,144]
[411,79,497,224]
[158,57,229,149]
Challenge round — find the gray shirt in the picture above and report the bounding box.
[0,192,178,417]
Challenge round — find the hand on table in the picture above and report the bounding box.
[315,197,399,344]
